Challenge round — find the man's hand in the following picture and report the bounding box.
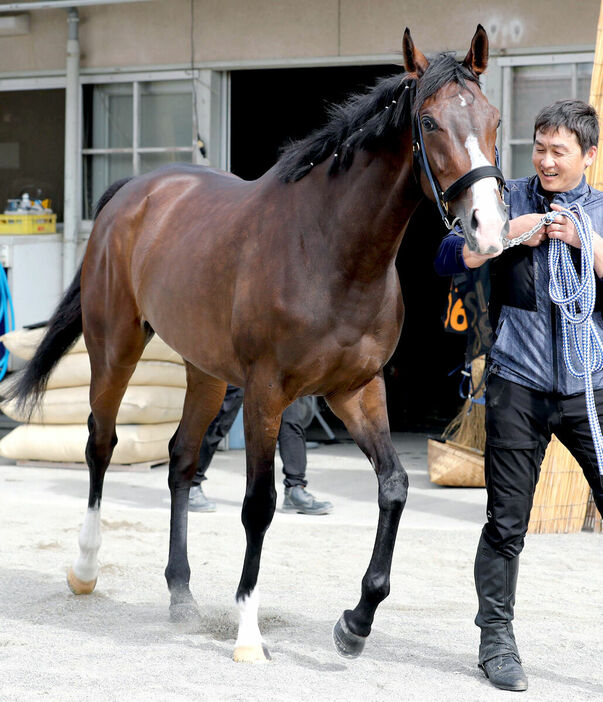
[546,203,581,248]
[462,212,546,268]
[508,213,547,247]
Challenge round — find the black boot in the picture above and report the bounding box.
[474,534,528,692]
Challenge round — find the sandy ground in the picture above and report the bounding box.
[0,432,602,702]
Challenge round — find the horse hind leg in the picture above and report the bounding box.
[67,322,148,595]
[164,364,227,622]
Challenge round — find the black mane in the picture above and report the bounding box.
[276,53,480,183]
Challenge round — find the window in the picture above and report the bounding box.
[499,54,594,179]
[82,79,194,219]
[0,88,65,221]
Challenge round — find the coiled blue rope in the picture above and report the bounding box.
[0,264,15,381]
[548,202,603,477]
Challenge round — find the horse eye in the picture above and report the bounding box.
[421,116,437,131]
[497,119,502,129]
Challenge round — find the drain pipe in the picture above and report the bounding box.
[62,7,80,289]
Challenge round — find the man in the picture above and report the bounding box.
[188,385,333,515]
[435,100,603,692]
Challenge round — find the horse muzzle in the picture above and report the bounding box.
[457,197,509,257]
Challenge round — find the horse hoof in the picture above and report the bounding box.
[333,613,366,659]
[233,643,271,663]
[66,568,97,595]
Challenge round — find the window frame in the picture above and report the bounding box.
[498,52,595,179]
[81,73,196,219]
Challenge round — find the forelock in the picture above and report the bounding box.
[414,53,481,115]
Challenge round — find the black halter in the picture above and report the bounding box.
[409,80,505,229]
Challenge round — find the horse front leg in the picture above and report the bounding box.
[233,382,284,663]
[327,372,408,658]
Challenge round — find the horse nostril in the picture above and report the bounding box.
[471,209,479,231]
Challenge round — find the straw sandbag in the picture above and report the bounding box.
[1,385,185,425]
[0,422,178,464]
[1,328,184,364]
[32,353,186,389]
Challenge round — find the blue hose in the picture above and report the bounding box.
[0,265,15,381]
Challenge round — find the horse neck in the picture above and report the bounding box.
[317,146,421,280]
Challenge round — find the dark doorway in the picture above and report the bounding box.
[0,89,65,221]
[230,67,466,431]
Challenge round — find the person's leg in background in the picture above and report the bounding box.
[189,385,245,512]
[280,398,333,515]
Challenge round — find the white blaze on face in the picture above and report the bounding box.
[235,588,263,648]
[459,94,467,107]
[72,506,102,583]
[464,134,504,252]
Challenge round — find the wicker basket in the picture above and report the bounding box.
[427,438,485,487]
[528,435,591,534]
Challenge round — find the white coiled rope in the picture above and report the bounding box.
[546,202,603,477]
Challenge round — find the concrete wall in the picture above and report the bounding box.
[340,1,599,56]
[0,0,599,75]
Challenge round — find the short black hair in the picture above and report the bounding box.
[533,99,599,154]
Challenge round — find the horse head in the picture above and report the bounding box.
[404,25,509,256]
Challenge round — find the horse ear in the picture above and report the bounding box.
[402,27,428,77]
[463,24,489,76]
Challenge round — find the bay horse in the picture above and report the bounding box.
[10,26,508,662]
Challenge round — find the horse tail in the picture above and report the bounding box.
[4,176,134,417]
[5,264,83,417]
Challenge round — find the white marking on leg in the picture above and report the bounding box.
[235,588,263,648]
[72,505,102,583]
[464,134,504,251]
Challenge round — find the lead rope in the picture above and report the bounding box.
[543,202,603,478]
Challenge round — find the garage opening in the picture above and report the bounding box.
[230,66,467,432]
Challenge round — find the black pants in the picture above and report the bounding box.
[483,374,603,559]
[192,384,307,488]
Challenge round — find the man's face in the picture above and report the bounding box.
[531,126,596,193]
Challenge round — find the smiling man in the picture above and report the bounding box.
[435,99,603,692]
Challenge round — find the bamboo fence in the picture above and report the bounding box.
[528,437,592,534]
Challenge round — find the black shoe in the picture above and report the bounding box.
[282,486,333,515]
[480,653,528,691]
[188,485,216,512]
